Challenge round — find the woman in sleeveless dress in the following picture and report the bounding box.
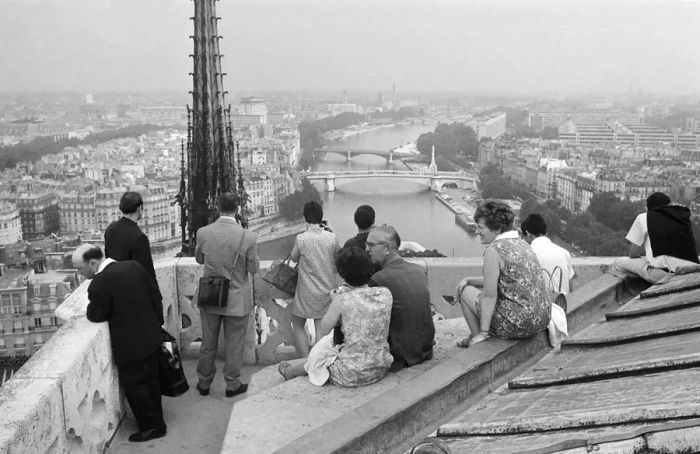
[278,247,394,387]
[289,201,340,357]
[452,200,551,347]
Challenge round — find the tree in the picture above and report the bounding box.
[278,177,322,222]
[416,123,478,159]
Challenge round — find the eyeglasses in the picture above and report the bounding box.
[366,241,388,248]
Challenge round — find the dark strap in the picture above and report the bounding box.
[543,266,564,293]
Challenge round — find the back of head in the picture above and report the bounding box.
[474,200,515,233]
[521,213,547,236]
[336,247,374,286]
[354,205,375,230]
[372,225,401,250]
[647,192,671,210]
[72,243,104,265]
[219,192,238,214]
[119,191,143,214]
[303,201,324,224]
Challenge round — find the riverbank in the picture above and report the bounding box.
[433,188,479,236]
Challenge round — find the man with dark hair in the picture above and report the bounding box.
[195,192,259,398]
[72,244,166,443]
[104,191,157,280]
[343,205,375,250]
[366,226,434,372]
[613,192,699,283]
[521,213,575,294]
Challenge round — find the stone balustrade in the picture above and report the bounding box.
[0,256,615,453]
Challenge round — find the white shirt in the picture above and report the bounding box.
[626,213,696,272]
[530,236,575,295]
[96,258,115,275]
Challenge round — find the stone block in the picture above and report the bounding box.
[0,378,65,454]
[155,258,180,337]
[14,319,122,454]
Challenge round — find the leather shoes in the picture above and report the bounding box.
[225,383,248,398]
[128,426,167,442]
[196,384,210,396]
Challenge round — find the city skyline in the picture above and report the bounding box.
[1,0,699,95]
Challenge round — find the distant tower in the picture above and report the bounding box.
[392,83,396,109]
[429,145,438,173]
[178,0,245,255]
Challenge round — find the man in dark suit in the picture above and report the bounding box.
[367,226,435,372]
[104,191,156,280]
[343,205,375,250]
[195,193,259,398]
[73,243,166,443]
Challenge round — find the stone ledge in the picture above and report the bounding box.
[221,272,630,454]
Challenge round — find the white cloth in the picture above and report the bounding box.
[626,213,696,272]
[531,236,575,295]
[96,258,115,275]
[494,230,520,241]
[547,304,568,348]
[303,332,340,387]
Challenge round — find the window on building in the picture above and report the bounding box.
[14,337,25,348]
[13,321,23,333]
[34,318,42,328]
[51,317,59,326]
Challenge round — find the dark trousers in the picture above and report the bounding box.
[118,349,165,432]
[197,308,249,391]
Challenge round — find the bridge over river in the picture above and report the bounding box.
[305,169,477,192]
[314,147,406,163]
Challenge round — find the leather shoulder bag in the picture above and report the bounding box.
[197,232,246,307]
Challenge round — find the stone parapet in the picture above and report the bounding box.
[0,256,617,453]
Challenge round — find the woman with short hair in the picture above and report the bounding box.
[289,201,340,357]
[278,247,394,387]
[453,200,551,347]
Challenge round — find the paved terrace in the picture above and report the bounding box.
[0,256,632,453]
[424,266,700,454]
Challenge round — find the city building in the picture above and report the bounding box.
[0,203,22,246]
[14,193,59,241]
[474,112,506,140]
[59,192,97,234]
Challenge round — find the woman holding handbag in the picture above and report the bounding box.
[289,201,340,357]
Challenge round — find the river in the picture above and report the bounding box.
[259,123,485,260]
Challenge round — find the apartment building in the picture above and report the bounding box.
[0,202,22,246]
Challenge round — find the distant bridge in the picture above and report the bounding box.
[315,147,402,163]
[305,170,477,192]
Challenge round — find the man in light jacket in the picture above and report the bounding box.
[195,192,259,398]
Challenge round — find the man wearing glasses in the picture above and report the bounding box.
[366,226,435,372]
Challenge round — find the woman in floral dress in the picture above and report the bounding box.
[452,200,551,347]
[289,201,340,357]
[278,247,394,387]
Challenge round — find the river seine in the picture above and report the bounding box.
[259,123,485,260]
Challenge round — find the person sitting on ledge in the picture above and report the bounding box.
[367,225,435,372]
[613,192,699,284]
[278,247,394,387]
[451,200,551,348]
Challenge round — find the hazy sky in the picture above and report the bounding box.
[1,0,699,94]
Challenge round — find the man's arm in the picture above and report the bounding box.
[142,267,164,325]
[195,230,204,265]
[628,243,644,259]
[133,234,156,279]
[86,281,113,323]
[246,236,260,275]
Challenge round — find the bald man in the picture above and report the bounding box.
[73,244,166,443]
[366,226,435,372]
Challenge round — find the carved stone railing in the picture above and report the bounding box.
[0,256,615,453]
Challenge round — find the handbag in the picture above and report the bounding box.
[159,328,189,397]
[196,232,247,307]
[542,266,567,313]
[262,254,298,295]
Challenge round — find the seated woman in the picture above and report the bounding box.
[278,247,394,387]
[453,200,551,348]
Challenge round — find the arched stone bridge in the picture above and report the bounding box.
[315,147,398,163]
[305,170,477,192]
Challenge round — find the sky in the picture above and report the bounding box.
[1,0,699,95]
